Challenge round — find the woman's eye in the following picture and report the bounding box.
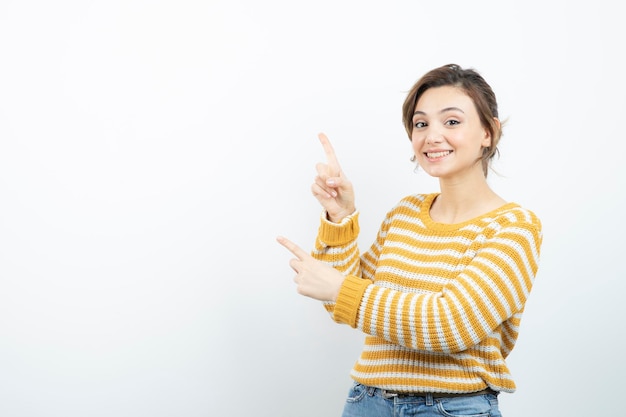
[445,119,460,126]
[414,121,427,128]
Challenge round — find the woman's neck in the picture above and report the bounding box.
[430,176,506,224]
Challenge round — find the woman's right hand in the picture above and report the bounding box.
[312,133,356,223]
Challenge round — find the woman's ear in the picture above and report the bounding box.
[482,117,500,147]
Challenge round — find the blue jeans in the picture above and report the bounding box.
[341,382,502,417]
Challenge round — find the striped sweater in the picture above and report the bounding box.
[313,193,542,394]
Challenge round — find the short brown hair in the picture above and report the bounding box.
[402,64,502,177]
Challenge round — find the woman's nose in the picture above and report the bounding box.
[425,132,443,145]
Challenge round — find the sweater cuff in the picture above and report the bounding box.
[318,210,360,246]
[333,275,371,327]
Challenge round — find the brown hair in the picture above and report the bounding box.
[402,64,502,177]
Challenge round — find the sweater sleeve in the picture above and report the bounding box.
[333,209,543,353]
[311,210,362,314]
[312,208,392,315]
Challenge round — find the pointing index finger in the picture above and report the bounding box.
[318,132,342,176]
[276,236,310,260]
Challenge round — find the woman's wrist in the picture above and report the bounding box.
[327,208,356,223]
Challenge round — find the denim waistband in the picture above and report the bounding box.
[372,386,498,400]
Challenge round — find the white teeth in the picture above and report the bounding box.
[426,151,451,158]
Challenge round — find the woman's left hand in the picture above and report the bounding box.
[277,236,344,302]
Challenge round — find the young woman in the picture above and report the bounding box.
[277,64,542,417]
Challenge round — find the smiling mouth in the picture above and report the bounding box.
[425,150,452,158]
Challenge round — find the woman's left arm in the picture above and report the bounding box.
[332,216,543,353]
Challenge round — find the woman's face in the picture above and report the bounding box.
[411,86,491,180]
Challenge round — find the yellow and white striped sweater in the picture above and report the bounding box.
[313,193,542,394]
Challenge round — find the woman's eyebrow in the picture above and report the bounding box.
[413,106,465,116]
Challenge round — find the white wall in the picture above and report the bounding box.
[0,1,623,416]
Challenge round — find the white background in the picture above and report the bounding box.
[0,1,624,416]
